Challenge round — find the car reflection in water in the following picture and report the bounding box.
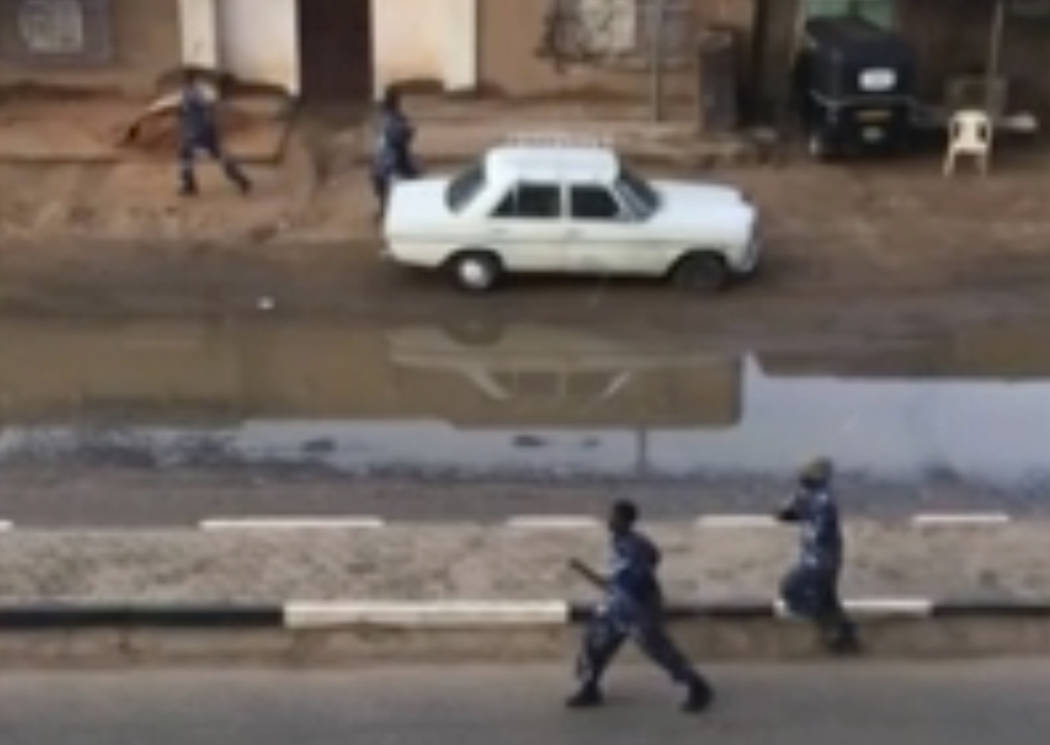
[385,322,742,429]
[0,318,1049,485]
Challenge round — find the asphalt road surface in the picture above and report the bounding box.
[1,662,1047,744]
[0,467,1041,527]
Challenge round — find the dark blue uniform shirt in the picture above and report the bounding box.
[606,530,662,623]
[178,83,216,146]
[782,485,843,573]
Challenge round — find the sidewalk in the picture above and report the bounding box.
[0,93,767,246]
[0,93,291,164]
[394,96,770,167]
[1,521,1046,604]
[0,520,1049,663]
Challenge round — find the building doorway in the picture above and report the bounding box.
[298,0,372,100]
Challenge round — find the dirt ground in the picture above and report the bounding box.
[0,101,1049,338]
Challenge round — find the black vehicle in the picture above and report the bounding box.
[793,16,918,158]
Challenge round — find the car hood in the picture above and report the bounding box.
[384,177,454,233]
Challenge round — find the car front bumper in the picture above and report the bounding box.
[733,231,762,277]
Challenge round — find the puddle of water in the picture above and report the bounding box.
[0,318,1048,486]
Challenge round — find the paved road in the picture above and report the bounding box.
[0,662,1046,744]
[0,467,1040,527]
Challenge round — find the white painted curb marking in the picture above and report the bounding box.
[0,520,11,532]
[697,515,779,528]
[912,513,1011,527]
[776,597,933,618]
[844,598,935,616]
[506,516,602,529]
[200,517,386,531]
[284,601,570,629]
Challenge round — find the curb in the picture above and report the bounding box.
[0,512,1024,532]
[285,601,568,629]
[1,600,1048,664]
[931,601,1050,618]
[2,599,1049,630]
[0,605,282,629]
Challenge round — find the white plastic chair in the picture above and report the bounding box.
[944,109,993,176]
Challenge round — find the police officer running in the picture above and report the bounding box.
[372,87,419,219]
[566,500,714,713]
[177,70,252,197]
[777,457,860,654]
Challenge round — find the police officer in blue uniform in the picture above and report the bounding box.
[777,457,860,654]
[566,500,713,712]
[177,70,251,197]
[372,87,419,219]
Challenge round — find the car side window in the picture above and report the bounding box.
[492,183,562,219]
[570,185,623,220]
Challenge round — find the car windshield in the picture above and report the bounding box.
[615,167,659,218]
[446,161,485,212]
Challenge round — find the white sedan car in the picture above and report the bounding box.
[382,144,760,293]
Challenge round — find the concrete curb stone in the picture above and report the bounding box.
[2,598,1049,629]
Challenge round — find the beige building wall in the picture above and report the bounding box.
[372,0,477,96]
[179,0,219,69]
[0,0,181,94]
[477,0,756,101]
[216,0,299,93]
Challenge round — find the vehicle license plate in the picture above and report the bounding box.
[862,126,885,143]
[858,109,892,123]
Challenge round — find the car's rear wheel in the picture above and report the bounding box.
[448,251,502,293]
[673,252,729,294]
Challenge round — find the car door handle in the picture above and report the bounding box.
[487,227,509,237]
[564,229,583,239]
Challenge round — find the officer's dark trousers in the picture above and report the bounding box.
[781,564,855,644]
[372,152,418,218]
[372,169,391,218]
[179,132,250,194]
[577,607,703,688]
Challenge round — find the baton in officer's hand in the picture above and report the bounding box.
[568,558,608,591]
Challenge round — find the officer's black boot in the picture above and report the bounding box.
[829,628,861,655]
[565,682,603,709]
[681,676,714,713]
[179,168,198,197]
[823,618,861,655]
[224,161,252,195]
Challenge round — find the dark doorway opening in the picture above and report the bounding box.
[298,0,372,100]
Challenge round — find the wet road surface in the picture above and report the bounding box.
[0,317,1048,525]
[1,662,1047,745]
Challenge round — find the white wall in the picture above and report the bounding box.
[216,0,300,94]
[441,0,478,91]
[373,0,477,96]
[178,0,219,69]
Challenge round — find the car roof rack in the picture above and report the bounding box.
[502,131,616,148]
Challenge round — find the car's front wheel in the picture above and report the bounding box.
[448,251,502,293]
[672,252,729,294]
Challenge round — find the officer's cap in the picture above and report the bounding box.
[799,457,833,484]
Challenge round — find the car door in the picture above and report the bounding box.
[485,182,569,272]
[566,184,666,276]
